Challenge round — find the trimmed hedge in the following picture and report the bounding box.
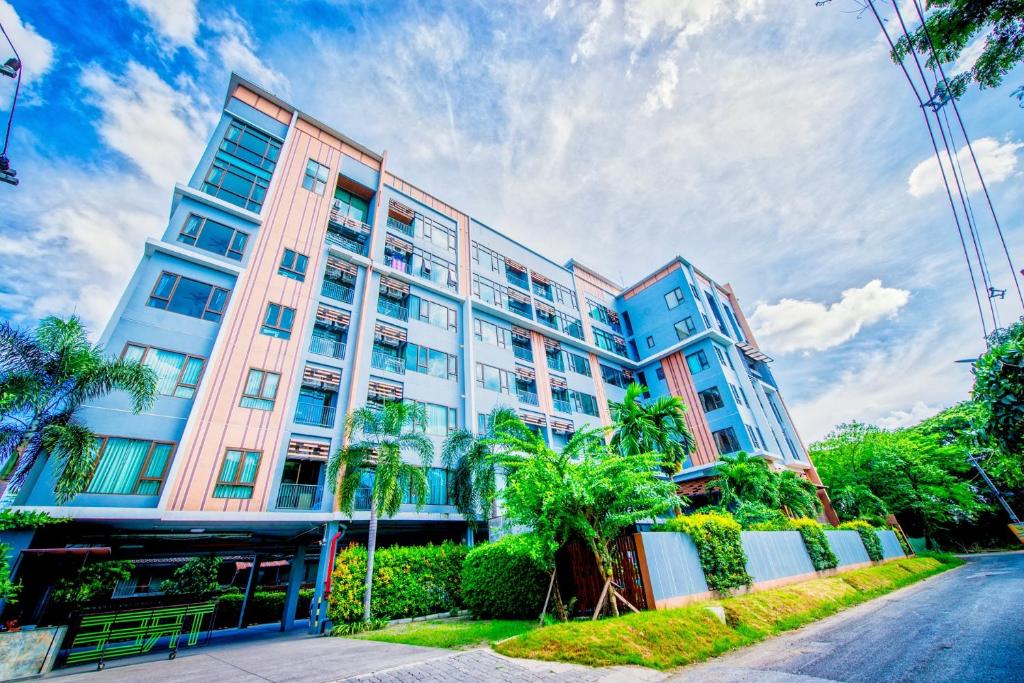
[215,588,313,628]
[840,520,883,561]
[656,512,751,592]
[790,518,838,571]
[461,534,550,619]
[327,541,468,623]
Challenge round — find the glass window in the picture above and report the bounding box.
[715,345,729,365]
[178,215,248,261]
[412,402,457,436]
[411,296,458,332]
[746,425,762,449]
[213,449,261,498]
[405,343,457,380]
[475,363,510,393]
[123,344,205,399]
[302,159,329,195]
[674,317,696,340]
[570,390,599,416]
[147,272,229,322]
[730,383,747,407]
[713,427,741,455]
[664,287,684,310]
[202,122,278,213]
[87,437,174,495]
[655,367,665,380]
[261,303,296,339]
[474,318,509,348]
[333,188,370,224]
[240,369,280,410]
[686,350,710,375]
[278,249,309,281]
[566,351,592,376]
[646,336,655,348]
[699,386,725,412]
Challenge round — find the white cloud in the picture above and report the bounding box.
[750,280,910,354]
[206,12,289,96]
[951,37,986,76]
[0,0,55,101]
[908,137,1023,198]
[127,0,199,53]
[642,57,678,114]
[80,62,214,188]
[572,0,614,63]
[411,15,469,74]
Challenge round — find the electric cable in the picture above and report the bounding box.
[0,20,20,158]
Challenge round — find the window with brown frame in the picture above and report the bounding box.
[86,437,175,496]
[213,448,261,499]
[240,369,280,410]
[122,343,205,399]
[146,272,230,322]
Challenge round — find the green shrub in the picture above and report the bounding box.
[840,520,883,561]
[733,502,791,531]
[655,512,751,592]
[790,518,838,571]
[215,588,314,628]
[327,541,468,623]
[162,557,221,596]
[52,560,134,606]
[461,534,550,619]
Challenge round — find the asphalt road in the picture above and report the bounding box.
[671,552,1024,682]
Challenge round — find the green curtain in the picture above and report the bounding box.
[135,444,172,495]
[174,358,204,398]
[149,349,185,395]
[87,438,149,494]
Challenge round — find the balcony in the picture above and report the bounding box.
[532,283,554,301]
[517,389,539,406]
[326,229,368,257]
[536,314,559,332]
[322,280,354,304]
[309,333,346,360]
[294,401,336,428]
[276,483,323,511]
[377,298,408,321]
[384,252,412,274]
[329,205,372,236]
[565,321,584,340]
[552,398,572,414]
[546,355,565,373]
[513,345,533,362]
[371,349,406,374]
[506,270,529,290]
[387,216,415,238]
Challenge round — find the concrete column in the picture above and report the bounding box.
[281,545,307,631]
[309,521,340,635]
[237,553,261,629]
[465,525,475,547]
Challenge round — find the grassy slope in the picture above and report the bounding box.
[352,619,537,650]
[494,555,961,670]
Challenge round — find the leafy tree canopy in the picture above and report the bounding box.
[973,317,1024,469]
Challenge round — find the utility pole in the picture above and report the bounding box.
[967,452,1020,524]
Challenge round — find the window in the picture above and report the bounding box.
[178,215,248,261]
[411,401,458,436]
[278,249,309,281]
[686,350,710,374]
[410,295,458,332]
[87,437,174,495]
[122,344,204,399]
[699,386,725,412]
[645,335,655,348]
[471,241,503,273]
[664,287,684,310]
[405,343,458,381]
[570,390,599,416]
[240,369,280,410]
[655,367,665,381]
[213,448,261,498]
[261,303,296,339]
[714,345,729,365]
[546,347,565,372]
[333,188,370,224]
[302,159,329,195]
[478,413,494,434]
[621,310,634,336]
[147,272,229,322]
[475,363,511,394]
[674,317,696,340]
[201,121,280,212]
[729,383,747,407]
[593,328,627,356]
[637,372,651,398]
[601,364,629,389]
[566,351,592,376]
[746,425,762,449]
[690,284,700,299]
[218,120,280,171]
[713,427,741,455]
[474,318,510,348]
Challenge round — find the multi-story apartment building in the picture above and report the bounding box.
[3,75,834,629]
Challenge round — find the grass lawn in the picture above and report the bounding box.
[350,618,537,650]
[494,554,962,670]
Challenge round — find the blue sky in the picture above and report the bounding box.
[2,0,1023,441]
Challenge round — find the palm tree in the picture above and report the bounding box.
[709,451,778,510]
[776,470,821,519]
[0,316,156,502]
[609,382,695,474]
[440,406,518,521]
[327,400,434,622]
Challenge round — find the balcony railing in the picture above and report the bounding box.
[294,401,336,428]
[547,357,565,373]
[322,279,354,304]
[552,398,572,414]
[513,346,533,362]
[386,216,415,238]
[517,389,539,406]
[384,253,412,274]
[326,229,368,256]
[532,283,554,301]
[371,350,406,374]
[506,271,529,290]
[309,334,346,359]
[377,298,409,321]
[276,483,323,510]
[329,206,372,235]
[537,315,558,332]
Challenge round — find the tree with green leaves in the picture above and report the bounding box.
[440,406,519,521]
[709,451,778,510]
[608,382,695,474]
[162,557,221,596]
[972,317,1024,467]
[327,400,434,622]
[893,1,1024,101]
[776,470,822,519]
[0,316,157,502]
[497,421,680,616]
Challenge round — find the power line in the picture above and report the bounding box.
[0,20,21,187]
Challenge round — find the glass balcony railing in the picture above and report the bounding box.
[321,280,354,304]
[532,283,554,301]
[537,315,558,331]
[326,229,368,256]
[386,216,415,238]
[513,345,533,362]
[329,205,372,235]
[371,350,406,374]
[309,334,346,359]
[517,389,539,406]
[294,402,336,428]
[276,482,323,510]
[547,356,565,373]
[552,398,572,414]
[506,271,529,290]
[565,321,584,340]
[377,298,409,321]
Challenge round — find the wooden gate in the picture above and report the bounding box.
[556,533,648,615]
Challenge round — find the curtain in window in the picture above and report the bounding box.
[148,349,186,395]
[135,444,172,495]
[427,468,449,505]
[423,404,446,436]
[87,438,149,494]
[175,358,204,398]
[214,449,259,498]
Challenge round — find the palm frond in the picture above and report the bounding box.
[41,417,99,504]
